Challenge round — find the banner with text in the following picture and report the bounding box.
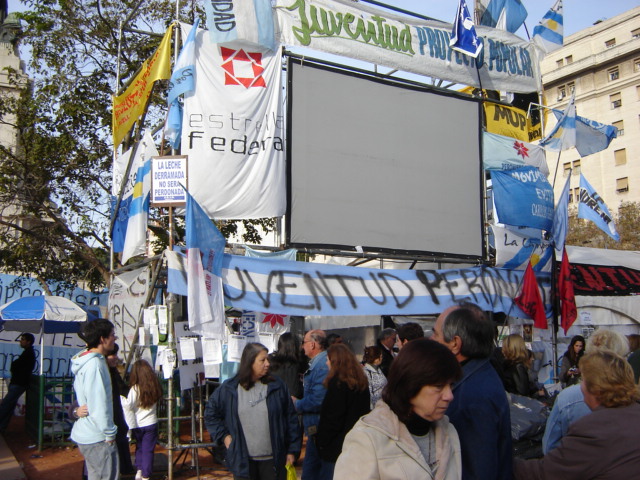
[219,254,551,318]
[108,266,151,356]
[274,0,541,94]
[484,102,542,142]
[181,24,285,219]
[491,167,554,231]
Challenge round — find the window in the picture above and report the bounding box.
[565,55,573,64]
[608,67,619,81]
[614,149,627,166]
[557,59,564,68]
[558,85,567,100]
[563,162,571,176]
[616,177,629,193]
[635,59,640,72]
[610,92,622,109]
[613,120,624,136]
[632,28,640,39]
[568,82,575,94]
[572,160,581,175]
[605,38,616,48]
[570,187,580,203]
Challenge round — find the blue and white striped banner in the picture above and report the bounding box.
[167,250,551,318]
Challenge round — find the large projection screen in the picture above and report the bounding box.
[287,58,484,259]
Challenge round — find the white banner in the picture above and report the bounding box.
[181,25,285,219]
[274,0,541,93]
[108,266,151,356]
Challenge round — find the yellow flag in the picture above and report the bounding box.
[484,102,541,143]
[112,25,174,147]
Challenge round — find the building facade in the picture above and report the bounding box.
[540,6,640,213]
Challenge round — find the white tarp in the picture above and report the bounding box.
[181,24,285,219]
[274,0,541,93]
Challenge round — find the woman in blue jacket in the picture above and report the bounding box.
[205,342,300,480]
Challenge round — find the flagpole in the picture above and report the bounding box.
[550,249,559,383]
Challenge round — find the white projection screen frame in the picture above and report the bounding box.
[286,58,485,260]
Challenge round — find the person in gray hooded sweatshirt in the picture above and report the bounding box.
[70,319,119,480]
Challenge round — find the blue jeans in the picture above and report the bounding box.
[0,384,27,431]
[303,430,335,480]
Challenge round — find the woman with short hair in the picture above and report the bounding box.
[335,338,463,480]
[514,350,640,479]
[362,345,387,409]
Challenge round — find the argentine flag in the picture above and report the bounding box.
[120,132,157,263]
[540,93,576,151]
[533,0,563,54]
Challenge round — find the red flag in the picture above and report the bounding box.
[558,247,577,334]
[515,261,548,329]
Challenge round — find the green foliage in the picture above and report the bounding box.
[566,201,640,250]
[0,1,275,288]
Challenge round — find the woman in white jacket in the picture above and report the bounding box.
[335,339,463,480]
[122,359,163,480]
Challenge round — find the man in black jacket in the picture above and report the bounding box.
[0,332,36,432]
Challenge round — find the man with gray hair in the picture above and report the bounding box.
[542,328,629,453]
[432,303,512,480]
[292,329,329,480]
[376,328,396,377]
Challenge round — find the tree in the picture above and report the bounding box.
[0,0,275,290]
[565,201,640,251]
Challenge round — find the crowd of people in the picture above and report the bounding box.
[3,303,636,480]
[204,303,640,480]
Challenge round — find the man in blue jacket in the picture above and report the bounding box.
[292,329,329,480]
[70,319,119,480]
[433,303,512,480]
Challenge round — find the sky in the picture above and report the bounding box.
[376,0,638,39]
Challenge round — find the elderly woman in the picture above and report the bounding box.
[205,343,300,480]
[515,350,640,479]
[335,338,463,480]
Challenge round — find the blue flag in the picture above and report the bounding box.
[185,190,226,275]
[552,173,571,252]
[577,174,620,242]
[480,0,528,33]
[492,167,554,231]
[450,0,483,58]
[166,20,200,149]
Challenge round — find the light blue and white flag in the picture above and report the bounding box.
[483,131,549,176]
[540,93,575,151]
[113,132,158,263]
[533,0,563,54]
[165,20,200,149]
[491,167,555,231]
[205,0,275,51]
[552,173,571,252]
[550,109,618,157]
[185,190,227,338]
[479,0,528,33]
[578,174,620,242]
[450,0,483,58]
[492,225,552,272]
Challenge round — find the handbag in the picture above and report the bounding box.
[286,463,298,480]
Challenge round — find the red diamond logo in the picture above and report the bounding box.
[220,47,266,88]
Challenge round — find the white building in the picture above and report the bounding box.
[540,6,640,213]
